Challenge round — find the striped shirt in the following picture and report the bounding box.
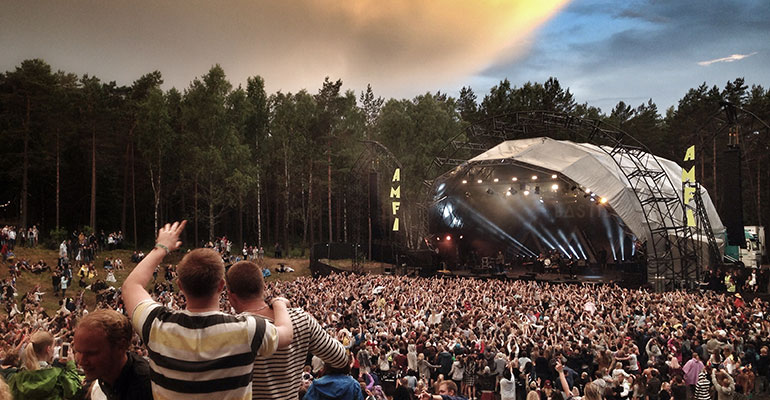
[132,300,278,400]
[251,308,348,400]
[694,370,712,400]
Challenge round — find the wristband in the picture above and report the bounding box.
[154,243,170,255]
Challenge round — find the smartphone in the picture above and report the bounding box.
[61,343,70,357]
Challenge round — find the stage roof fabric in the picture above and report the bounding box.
[466,137,724,245]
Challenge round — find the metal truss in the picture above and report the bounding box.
[423,111,715,290]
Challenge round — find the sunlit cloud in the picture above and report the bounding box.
[697,52,757,66]
[232,0,573,97]
[1,0,571,98]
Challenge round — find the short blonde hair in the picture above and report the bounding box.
[176,248,224,298]
[226,261,264,299]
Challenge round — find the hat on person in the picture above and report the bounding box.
[544,380,553,388]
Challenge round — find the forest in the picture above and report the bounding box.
[1,59,769,254]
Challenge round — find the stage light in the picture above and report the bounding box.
[551,184,559,191]
[477,179,483,184]
[506,190,512,197]
[532,175,538,180]
[459,235,464,239]
[464,192,471,198]
[585,188,591,194]
[511,177,518,181]
[436,236,440,241]
[462,180,467,184]
[599,197,608,204]
[493,178,499,183]
[551,174,557,179]
[523,190,530,196]
[445,235,451,241]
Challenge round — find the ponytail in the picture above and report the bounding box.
[22,331,54,371]
[22,342,39,371]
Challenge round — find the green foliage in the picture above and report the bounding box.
[2,58,769,251]
[46,227,68,249]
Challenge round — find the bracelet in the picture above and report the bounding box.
[154,243,170,255]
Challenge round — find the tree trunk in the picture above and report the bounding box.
[336,196,341,242]
[265,187,271,249]
[283,140,290,254]
[55,128,60,229]
[309,163,314,246]
[238,195,244,247]
[194,177,199,246]
[131,142,138,248]
[343,193,348,243]
[256,169,262,248]
[302,175,308,248]
[368,170,372,260]
[21,95,30,231]
[90,124,97,231]
[327,138,333,243]
[208,180,215,241]
[149,149,161,235]
[121,143,129,236]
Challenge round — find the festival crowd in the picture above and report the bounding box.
[1,226,769,400]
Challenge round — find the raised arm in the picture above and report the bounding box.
[122,221,186,319]
[556,361,571,396]
[269,297,294,349]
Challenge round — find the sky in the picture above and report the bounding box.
[2,0,768,113]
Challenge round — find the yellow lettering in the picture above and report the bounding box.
[681,166,695,183]
[683,145,695,162]
[684,186,696,204]
[390,186,401,199]
[686,209,696,227]
[392,218,399,231]
[392,168,400,182]
[392,202,400,215]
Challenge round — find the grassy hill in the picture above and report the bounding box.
[1,247,312,316]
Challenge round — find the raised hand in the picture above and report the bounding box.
[156,220,187,253]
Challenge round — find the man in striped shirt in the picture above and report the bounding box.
[122,221,293,400]
[694,365,713,400]
[226,260,349,400]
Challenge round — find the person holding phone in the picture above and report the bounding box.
[7,330,82,399]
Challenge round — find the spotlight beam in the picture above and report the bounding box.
[453,197,536,256]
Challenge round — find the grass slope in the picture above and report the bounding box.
[1,247,311,316]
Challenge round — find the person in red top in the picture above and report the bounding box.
[394,349,409,374]
[733,293,745,308]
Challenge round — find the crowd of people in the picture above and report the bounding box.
[0,222,769,400]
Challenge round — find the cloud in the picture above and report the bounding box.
[1,0,571,99]
[473,0,770,112]
[697,52,758,66]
